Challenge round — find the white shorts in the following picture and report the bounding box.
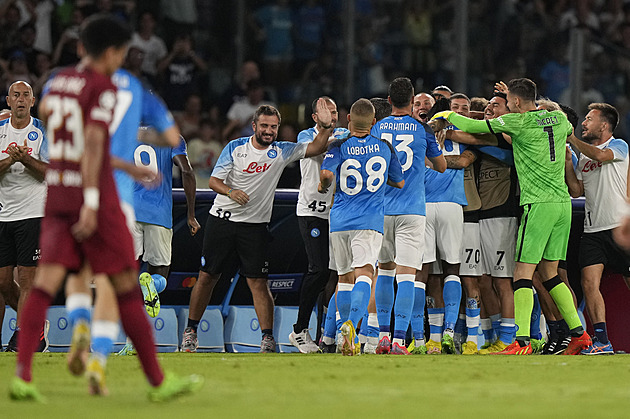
[480,217,517,278]
[459,222,484,276]
[120,201,136,236]
[330,229,382,275]
[133,222,173,266]
[378,214,425,270]
[328,237,336,271]
[424,202,463,265]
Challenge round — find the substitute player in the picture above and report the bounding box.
[319,98,404,356]
[565,103,628,355]
[431,78,591,355]
[372,77,445,355]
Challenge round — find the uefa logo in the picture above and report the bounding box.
[267,149,277,159]
[28,131,38,141]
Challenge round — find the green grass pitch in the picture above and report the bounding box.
[2,352,630,418]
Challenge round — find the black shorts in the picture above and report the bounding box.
[579,229,630,275]
[0,218,42,267]
[200,215,270,278]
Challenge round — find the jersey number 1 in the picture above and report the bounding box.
[544,126,556,162]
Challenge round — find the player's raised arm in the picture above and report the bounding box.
[431,111,492,134]
[305,98,334,158]
[567,133,615,163]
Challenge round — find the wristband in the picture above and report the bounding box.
[83,187,100,210]
[227,188,233,198]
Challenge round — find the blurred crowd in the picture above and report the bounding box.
[2,0,630,188]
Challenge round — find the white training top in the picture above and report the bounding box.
[210,136,308,223]
[575,136,629,233]
[0,117,48,222]
[296,126,349,219]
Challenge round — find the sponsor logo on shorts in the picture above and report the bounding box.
[267,149,277,159]
[311,228,320,238]
[33,248,41,261]
[28,131,38,141]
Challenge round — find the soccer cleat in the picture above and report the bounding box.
[260,335,276,353]
[339,320,357,356]
[390,342,410,355]
[580,340,614,355]
[139,272,160,318]
[67,320,90,376]
[289,329,320,354]
[375,336,391,354]
[494,340,532,355]
[441,331,455,354]
[480,339,494,350]
[363,341,377,354]
[542,336,571,355]
[530,338,545,354]
[181,327,198,353]
[86,357,108,396]
[117,342,137,356]
[5,330,18,352]
[9,377,46,403]
[426,339,442,354]
[562,331,592,355]
[318,340,336,354]
[36,320,50,353]
[479,339,509,354]
[462,341,478,355]
[147,371,204,402]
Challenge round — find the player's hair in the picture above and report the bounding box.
[588,103,619,130]
[426,97,451,119]
[312,96,335,114]
[369,97,392,122]
[559,104,579,129]
[507,78,537,103]
[537,97,561,112]
[349,98,375,130]
[470,97,488,112]
[388,77,414,108]
[432,85,453,94]
[492,91,507,102]
[450,93,471,104]
[253,104,281,125]
[80,14,131,58]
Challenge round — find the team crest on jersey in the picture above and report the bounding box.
[28,131,38,141]
[311,228,320,238]
[267,149,277,159]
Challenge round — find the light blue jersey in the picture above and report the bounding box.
[425,139,468,205]
[110,69,175,205]
[133,137,187,228]
[372,115,442,216]
[322,134,404,233]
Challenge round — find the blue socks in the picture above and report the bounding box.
[530,289,542,339]
[91,320,120,361]
[66,293,92,327]
[443,275,462,330]
[323,294,337,341]
[465,298,480,345]
[349,276,372,328]
[375,269,395,334]
[593,322,609,344]
[499,318,516,344]
[152,274,167,293]
[392,274,415,340]
[336,283,353,322]
[411,282,426,342]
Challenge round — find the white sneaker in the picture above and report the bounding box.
[289,329,320,353]
[363,336,378,354]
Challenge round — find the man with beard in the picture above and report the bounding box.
[183,102,333,353]
[565,103,628,355]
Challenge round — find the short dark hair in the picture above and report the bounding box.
[80,14,131,58]
[559,104,579,129]
[253,104,281,124]
[350,98,375,119]
[432,85,453,94]
[370,97,392,122]
[450,93,471,103]
[507,78,537,103]
[388,77,414,108]
[311,96,335,114]
[588,102,619,130]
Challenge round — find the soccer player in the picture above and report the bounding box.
[431,78,592,355]
[319,98,404,356]
[372,77,445,355]
[0,81,49,353]
[289,96,349,353]
[565,103,628,355]
[432,85,453,100]
[9,14,202,402]
[183,101,333,353]
[412,92,435,123]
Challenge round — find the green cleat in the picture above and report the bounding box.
[117,342,137,356]
[441,332,455,354]
[530,338,546,354]
[139,272,160,318]
[148,372,204,402]
[9,377,46,403]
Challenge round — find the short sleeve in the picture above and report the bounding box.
[85,81,117,133]
[278,141,308,164]
[142,88,175,133]
[321,142,341,174]
[210,142,235,180]
[608,138,628,161]
[385,141,404,183]
[297,128,314,144]
[171,137,187,158]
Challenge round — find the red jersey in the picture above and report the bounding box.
[41,64,119,215]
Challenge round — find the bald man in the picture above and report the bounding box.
[0,81,49,352]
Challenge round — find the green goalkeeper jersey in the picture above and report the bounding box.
[448,110,572,205]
